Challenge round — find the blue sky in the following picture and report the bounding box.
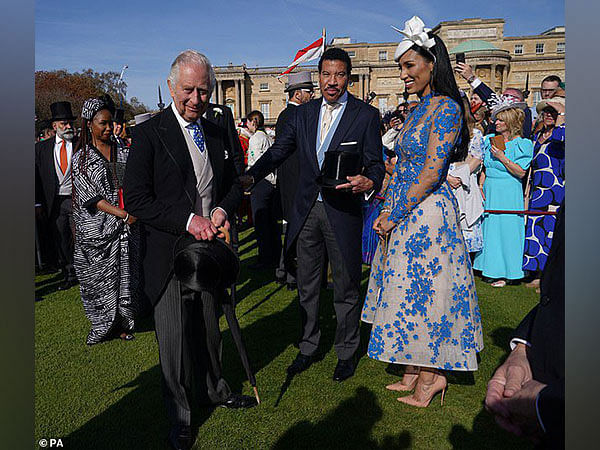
[35,0,564,108]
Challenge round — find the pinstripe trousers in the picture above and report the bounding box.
[154,276,231,426]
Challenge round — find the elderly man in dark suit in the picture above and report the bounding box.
[35,101,78,290]
[123,50,255,450]
[243,48,384,382]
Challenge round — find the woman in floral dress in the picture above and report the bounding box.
[362,16,483,408]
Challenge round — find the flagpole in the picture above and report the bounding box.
[322,27,326,51]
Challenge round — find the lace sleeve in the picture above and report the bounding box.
[389,99,461,224]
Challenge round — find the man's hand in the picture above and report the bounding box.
[485,343,533,418]
[455,62,475,81]
[126,213,137,225]
[335,175,374,194]
[188,214,218,241]
[495,379,547,442]
[447,175,462,189]
[210,208,230,239]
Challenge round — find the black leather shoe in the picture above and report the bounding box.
[219,393,258,409]
[168,424,192,450]
[333,357,357,382]
[287,352,313,375]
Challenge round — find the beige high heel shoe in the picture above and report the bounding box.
[386,367,421,392]
[397,371,447,407]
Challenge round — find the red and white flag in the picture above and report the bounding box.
[278,34,325,77]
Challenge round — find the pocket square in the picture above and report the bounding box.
[224,150,229,159]
[340,141,358,145]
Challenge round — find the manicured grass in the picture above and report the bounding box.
[35,229,537,449]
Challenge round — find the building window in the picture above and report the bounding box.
[533,91,542,109]
[260,102,270,118]
[347,50,356,57]
[259,82,269,91]
[557,42,565,53]
[514,44,523,55]
[378,97,388,111]
[535,43,544,54]
[378,50,387,61]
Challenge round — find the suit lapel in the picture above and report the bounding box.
[305,99,321,172]
[157,108,196,203]
[328,93,361,152]
[41,139,58,193]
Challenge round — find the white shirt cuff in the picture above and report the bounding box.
[509,338,531,351]
[210,207,228,221]
[469,77,482,89]
[35,203,42,207]
[186,213,195,232]
[535,391,547,433]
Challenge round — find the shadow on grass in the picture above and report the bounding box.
[448,406,533,450]
[273,387,412,449]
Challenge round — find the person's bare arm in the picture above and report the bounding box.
[96,199,136,225]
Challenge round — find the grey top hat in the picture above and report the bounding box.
[285,71,314,92]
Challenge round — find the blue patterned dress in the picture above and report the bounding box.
[362,93,483,371]
[522,125,565,272]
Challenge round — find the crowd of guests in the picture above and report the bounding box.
[34,14,564,450]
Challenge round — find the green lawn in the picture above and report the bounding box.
[35,229,538,449]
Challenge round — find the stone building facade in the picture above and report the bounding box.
[212,18,565,125]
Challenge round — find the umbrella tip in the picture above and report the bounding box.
[253,386,261,404]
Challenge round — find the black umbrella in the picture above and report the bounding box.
[173,227,260,404]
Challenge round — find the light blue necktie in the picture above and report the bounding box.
[186,122,205,153]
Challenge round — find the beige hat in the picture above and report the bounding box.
[536,96,565,114]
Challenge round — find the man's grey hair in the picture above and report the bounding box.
[168,49,216,94]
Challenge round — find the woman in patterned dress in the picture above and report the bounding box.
[522,96,565,287]
[362,16,483,408]
[72,97,138,345]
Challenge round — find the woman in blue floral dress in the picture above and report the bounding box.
[362,16,483,408]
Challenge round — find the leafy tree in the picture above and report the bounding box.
[35,69,150,132]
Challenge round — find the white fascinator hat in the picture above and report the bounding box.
[392,16,436,62]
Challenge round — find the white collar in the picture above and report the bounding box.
[171,102,201,129]
[320,90,348,108]
[288,101,301,106]
[54,134,71,145]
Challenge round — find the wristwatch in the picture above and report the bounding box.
[467,75,476,84]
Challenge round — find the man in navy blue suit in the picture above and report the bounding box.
[243,48,384,381]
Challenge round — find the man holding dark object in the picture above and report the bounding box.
[241,48,384,382]
[275,71,314,289]
[123,50,256,450]
[35,101,78,290]
[485,204,564,449]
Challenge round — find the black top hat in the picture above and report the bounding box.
[113,108,126,124]
[317,145,362,188]
[173,233,240,293]
[49,102,77,121]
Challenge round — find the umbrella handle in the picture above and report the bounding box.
[253,386,261,404]
[218,226,231,244]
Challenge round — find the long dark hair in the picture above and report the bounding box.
[411,34,469,162]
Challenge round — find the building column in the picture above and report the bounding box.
[359,74,364,100]
[240,78,246,118]
[490,64,497,91]
[234,79,240,120]
[216,80,222,104]
[365,73,370,96]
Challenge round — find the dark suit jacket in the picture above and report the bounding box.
[204,103,246,175]
[513,203,564,448]
[35,138,66,215]
[123,106,242,305]
[246,93,384,282]
[275,103,299,222]
[474,81,533,139]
